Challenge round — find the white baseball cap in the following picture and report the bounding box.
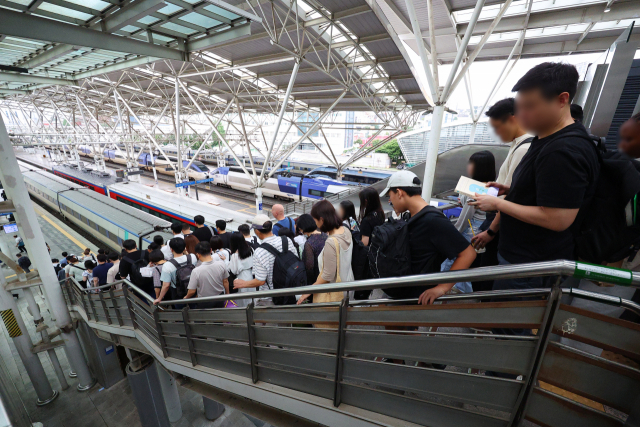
[251,214,272,231]
[379,170,422,197]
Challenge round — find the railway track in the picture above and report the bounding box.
[17,155,280,210]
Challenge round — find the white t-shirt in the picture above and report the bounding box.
[161,234,185,261]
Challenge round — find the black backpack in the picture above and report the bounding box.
[575,149,640,264]
[368,207,438,285]
[349,229,371,300]
[260,237,307,305]
[124,252,155,297]
[248,236,261,250]
[168,256,196,299]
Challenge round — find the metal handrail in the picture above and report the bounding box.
[158,259,639,306]
[563,287,640,316]
[62,276,157,305]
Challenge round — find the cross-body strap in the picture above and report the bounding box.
[259,242,280,257]
[289,217,294,231]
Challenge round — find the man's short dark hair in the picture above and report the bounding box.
[148,242,160,251]
[485,98,515,121]
[255,220,272,233]
[153,235,164,245]
[182,223,191,232]
[108,252,120,262]
[16,253,22,258]
[51,258,59,263]
[216,220,226,231]
[122,239,137,251]
[194,241,212,256]
[194,215,205,225]
[97,254,107,263]
[61,252,68,257]
[149,250,164,264]
[512,62,579,101]
[171,222,183,234]
[97,249,105,255]
[237,224,251,236]
[570,104,584,123]
[84,260,95,270]
[169,237,186,254]
[390,187,422,197]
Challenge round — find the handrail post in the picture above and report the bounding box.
[509,277,563,426]
[246,302,258,384]
[109,288,124,327]
[153,306,169,358]
[181,306,197,367]
[80,289,91,321]
[122,285,137,330]
[98,291,111,325]
[88,290,99,322]
[333,296,349,407]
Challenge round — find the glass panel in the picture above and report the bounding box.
[38,2,94,20]
[160,22,197,35]
[157,3,182,15]
[179,12,221,28]
[137,15,159,25]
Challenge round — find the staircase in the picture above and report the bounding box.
[61,261,640,427]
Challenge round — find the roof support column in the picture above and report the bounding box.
[404,0,438,101]
[421,104,444,200]
[258,59,300,191]
[0,114,96,392]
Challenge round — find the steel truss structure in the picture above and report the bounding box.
[0,0,430,211]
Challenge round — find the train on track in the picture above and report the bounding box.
[19,161,254,236]
[49,145,359,202]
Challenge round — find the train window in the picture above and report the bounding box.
[88,219,96,229]
[97,225,107,236]
[108,231,119,244]
[309,189,326,197]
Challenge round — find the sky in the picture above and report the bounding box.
[401,41,639,117]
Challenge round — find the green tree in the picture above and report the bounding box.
[375,139,403,163]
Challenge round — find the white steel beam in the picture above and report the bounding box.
[404,0,438,101]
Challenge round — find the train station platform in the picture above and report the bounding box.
[14,148,265,216]
[0,206,285,427]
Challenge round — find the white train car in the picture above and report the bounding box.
[107,180,254,232]
[20,165,172,253]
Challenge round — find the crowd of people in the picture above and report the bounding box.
[50,62,640,317]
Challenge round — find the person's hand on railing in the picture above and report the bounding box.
[297,294,311,304]
[418,283,452,305]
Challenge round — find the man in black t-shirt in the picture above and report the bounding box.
[471,62,600,291]
[192,215,217,242]
[380,171,476,304]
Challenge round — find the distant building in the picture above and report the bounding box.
[397,119,497,165]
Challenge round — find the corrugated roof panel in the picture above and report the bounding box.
[22,170,82,193]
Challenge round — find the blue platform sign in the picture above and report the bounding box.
[175,178,213,188]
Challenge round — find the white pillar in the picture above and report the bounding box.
[0,115,96,391]
[422,105,445,200]
[468,121,477,144]
[0,275,57,406]
[255,187,263,214]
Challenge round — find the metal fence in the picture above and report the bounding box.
[60,260,640,427]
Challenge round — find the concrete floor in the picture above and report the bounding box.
[0,205,271,427]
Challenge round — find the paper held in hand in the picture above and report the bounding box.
[455,176,499,198]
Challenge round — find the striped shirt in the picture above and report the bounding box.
[253,235,297,301]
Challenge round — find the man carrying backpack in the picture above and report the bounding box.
[234,214,301,306]
[376,171,476,304]
[154,238,197,306]
[119,239,155,298]
[471,63,600,291]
